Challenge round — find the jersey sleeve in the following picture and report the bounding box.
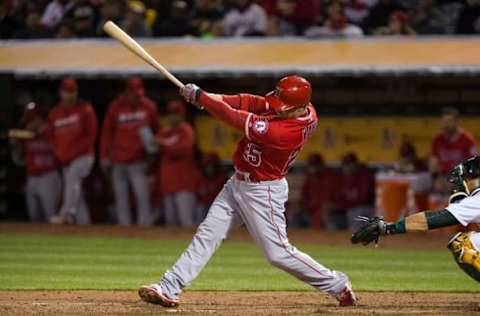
[465,133,478,157]
[221,94,268,114]
[77,103,98,151]
[198,92,250,131]
[446,195,480,226]
[245,114,277,144]
[146,99,160,133]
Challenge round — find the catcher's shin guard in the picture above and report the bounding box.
[447,232,480,282]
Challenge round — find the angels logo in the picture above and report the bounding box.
[253,119,269,134]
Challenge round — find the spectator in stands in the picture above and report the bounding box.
[70,1,96,38]
[0,0,17,38]
[10,102,61,222]
[305,13,364,38]
[373,11,416,35]
[154,0,198,36]
[48,77,98,225]
[223,0,267,36]
[14,10,47,39]
[120,0,151,37]
[100,76,159,226]
[259,0,319,36]
[344,0,375,26]
[41,0,75,30]
[396,141,428,173]
[338,152,375,230]
[362,0,405,34]
[430,107,477,175]
[410,0,447,34]
[191,0,225,38]
[456,0,480,34]
[96,0,124,36]
[196,152,228,223]
[156,100,201,227]
[55,21,75,38]
[300,153,341,229]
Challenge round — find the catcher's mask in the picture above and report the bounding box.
[448,156,480,194]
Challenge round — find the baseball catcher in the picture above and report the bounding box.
[138,76,357,307]
[352,156,480,282]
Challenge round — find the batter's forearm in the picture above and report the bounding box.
[387,210,460,234]
[199,92,247,130]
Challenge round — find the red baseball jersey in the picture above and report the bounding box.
[22,131,58,176]
[47,101,98,165]
[100,95,159,163]
[156,122,201,193]
[199,93,317,182]
[431,129,477,173]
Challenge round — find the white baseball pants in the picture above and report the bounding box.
[26,170,61,221]
[159,176,350,299]
[112,161,152,226]
[59,154,93,225]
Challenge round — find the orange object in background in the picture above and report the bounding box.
[376,172,432,222]
[376,180,410,222]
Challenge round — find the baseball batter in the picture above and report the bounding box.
[352,156,480,283]
[139,76,357,307]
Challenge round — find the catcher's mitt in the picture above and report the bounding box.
[351,216,388,246]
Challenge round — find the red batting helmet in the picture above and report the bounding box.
[265,75,312,113]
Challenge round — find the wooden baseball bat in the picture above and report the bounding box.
[8,129,34,140]
[103,21,184,88]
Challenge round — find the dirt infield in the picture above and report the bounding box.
[1,290,480,316]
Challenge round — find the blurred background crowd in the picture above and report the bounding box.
[1,0,480,40]
[7,75,477,230]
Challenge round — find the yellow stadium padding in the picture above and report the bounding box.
[193,116,480,163]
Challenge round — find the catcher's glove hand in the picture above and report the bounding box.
[351,216,389,246]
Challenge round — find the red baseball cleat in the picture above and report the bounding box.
[138,284,179,308]
[336,282,357,307]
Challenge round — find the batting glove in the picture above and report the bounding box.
[180,84,203,109]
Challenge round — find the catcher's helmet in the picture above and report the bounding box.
[265,75,312,113]
[448,156,480,194]
[461,156,480,179]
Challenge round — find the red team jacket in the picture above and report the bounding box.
[431,129,477,174]
[22,131,58,176]
[199,93,318,181]
[100,95,159,164]
[47,101,98,166]
[340,164,375,210]
[302,168,341,214]
[197,171,229,206]
[156,122,201,194]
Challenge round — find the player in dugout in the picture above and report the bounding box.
[138,75,357,308]
[100,76,159,226]
[48,77,98,225]
[352,156,480,283]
